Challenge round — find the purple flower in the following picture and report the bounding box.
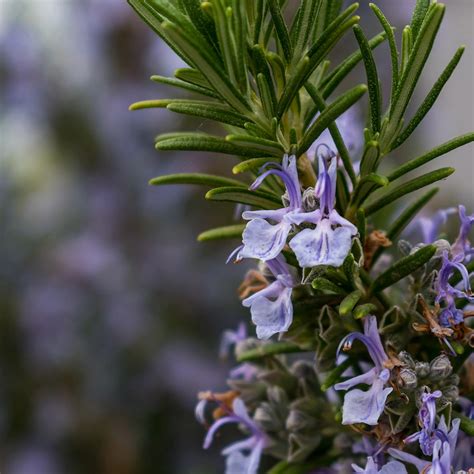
[389,440,452,474]
[452,205,474,259]
[436,251,472,327]
[389,416,460,474]
[201,398,266,474]
[352,456,408,474]
[416,208,456,244]
[334,316,393,425]
[220,323,247,359]
[219,324,257,380]
[238,154,302,261]
[242,256,296,339]
[454,400,474,470]
[289,155,357,268]
[404,389,442,455]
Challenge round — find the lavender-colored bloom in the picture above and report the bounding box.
[238,154,302,261]
[334,316,393,425]
[307,107,362,161]
[242,256,296,339]
[404,389,442,455]
[220,323,247,359]
[454,400,474,470]
[389,417,460,474]
[219,323,257,380]
[389,440,452,474]
[289,155,357,268]
[452,205,474,259]
[352,456,408,474]
[416,208,456,244]
[202,398,266,474]
[436,251,472,327]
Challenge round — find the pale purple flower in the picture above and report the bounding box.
[307,107,362,161]
[352,456,408,474]
[436,251,472,327]
[404,389,442,455]
[201,398,266,474]
[416,208,456,244]
[389,417,460,474]
[219,323,257,380]
[242,256,296,340]
[389,440,452,474]
[454,400,474,470]
[289,155,357,268]
[238,154,302,261]
[220,323,247,359]
[452,205,474,259]
[334,316,393,425]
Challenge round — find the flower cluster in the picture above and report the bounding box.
[129,0,474,472]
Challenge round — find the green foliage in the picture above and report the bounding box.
[128,2,474,470]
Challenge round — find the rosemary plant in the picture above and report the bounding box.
[128,0,473,472]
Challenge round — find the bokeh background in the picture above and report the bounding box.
[0,1,472,473]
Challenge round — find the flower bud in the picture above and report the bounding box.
[398,351,415,369]
[429,354,453,380]
[398,368,418,390]
[415,362,430,378]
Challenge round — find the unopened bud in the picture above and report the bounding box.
[430,354,452,380]
[398,368,418,390]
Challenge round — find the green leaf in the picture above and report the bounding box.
[155,132,274,158]
[298,84,367,156]
[226,134,284,155]
[452,410,474,436]
[181,0,219,51]
[128,0,194,64]
[175,67,212,89]
[166,101,250,127]
[148,173,247,188]
[321,358,353,391]
[350,173,389,208]
[150,75,220,98]
[304,83,356,185]
[278,6,360,117]
[267,0,293,62]
[410,0,430,41]
[386,4,445,144]
[364,167,454,216]
[387,134,474,182]
[353,25,382,133]
[392,46,465,149]
[369,4,399,107]
[359,139,381,176]
[237,341,307,362]
[205,186,282,209]
[232,157,279,174]
[339,290,363,317]
[371,244,436,293]
[320,30,386,98]
[292,0,322,60]
[312,277,347,295]
[400,25,413,74]
[197,224,245,242]
[210,0,240,85]
[353,303,378,319]
[370,188,439,268]
[161,20,251,114]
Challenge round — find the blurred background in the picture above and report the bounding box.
[0,1,472,473]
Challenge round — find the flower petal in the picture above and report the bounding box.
[341,379,392,425]
[290,219,353,268]
[241,218,291,261]
[250,287,293,339]
[334,367,378,391]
